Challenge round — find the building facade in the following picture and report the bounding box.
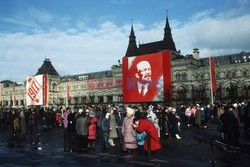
[0,17,250,108]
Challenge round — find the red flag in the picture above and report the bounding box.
[209,57,217,93]
[43,74,48,105]
[13,83,16,105]
[66,83,70,101]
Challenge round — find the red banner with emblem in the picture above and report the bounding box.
[26,75,44,105]
[123,51,172,103]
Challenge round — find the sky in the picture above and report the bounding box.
[0,0,250,82]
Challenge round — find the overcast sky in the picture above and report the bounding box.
[0,0,250,82]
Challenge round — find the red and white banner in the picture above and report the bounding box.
[26,75,44,105]
[123,51,172,103]
[209,57,217,94]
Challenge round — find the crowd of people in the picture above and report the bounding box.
[0,101,249,153]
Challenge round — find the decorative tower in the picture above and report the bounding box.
[125,24,138,57]
[36,58,60,76]
[162,16,177,52]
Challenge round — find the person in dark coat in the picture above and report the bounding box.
[29,109,38,145]
[115,108,125,143]
[67,108,77,151]
[102,113,111,148]
[76,110,90,151]
[165,107,181,139]
[243,102,250,138]
[219,106,240,147]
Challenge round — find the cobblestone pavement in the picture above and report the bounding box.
[0,123,250,167]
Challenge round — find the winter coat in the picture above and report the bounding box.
[109,114,118,139]
[76,116,90,136]
[122,116,137,149]
[67,113,76,133]
[88,116,98,140]
[102,117,110,133]
[219,111,240,144]
[62,111,70,128]
[166,112,179,135]
[135,132,146,146]
[135,119,161,151]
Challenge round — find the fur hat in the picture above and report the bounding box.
[78,109,83,113]
[126,107,135,116]
[105,113,111,119]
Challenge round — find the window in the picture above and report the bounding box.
[90,96,95,103]
[118,94,123,102]
[243,71,247,77]
[52,83,57,91]
[98,96,104,103]
[107,95,113,103]
[232,72,236,78]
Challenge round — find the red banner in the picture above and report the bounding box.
[123,51,172,103]
[43,74,48,105]
[209,57,217,93]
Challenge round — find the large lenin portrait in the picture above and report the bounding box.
[123,51,172,103]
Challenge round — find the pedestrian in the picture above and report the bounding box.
[185,105,192,126]
[76,110,90,151]
[29,109,38,145]
[122,107,137,154]
[165,107,181,139]
[243,102,250,138]
[133,117,161,152]
[219,105,240,147]
[62,107,70,152]
[115,107,125,144]
[108,108,118,146]
[153,118,160,138]
[102,113,111,149]
[88,111,98,148]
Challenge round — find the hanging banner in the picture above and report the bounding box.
[43,74,49,106]
[123,51,172,103]
[209,57,217,93]
[26,75,44,106]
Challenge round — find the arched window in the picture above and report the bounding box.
[98,96,104,103]
[232,72,236,78]
[107,95,113,103]
[52,83,57,91]
[243,71,247,77]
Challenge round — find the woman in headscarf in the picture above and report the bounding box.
[122,107,137,154]
[108,107,118,146]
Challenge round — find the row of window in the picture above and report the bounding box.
[176,86,250,100]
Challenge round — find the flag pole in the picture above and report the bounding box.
[209,57,214,105]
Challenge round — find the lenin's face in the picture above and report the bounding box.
[135,61,152,83]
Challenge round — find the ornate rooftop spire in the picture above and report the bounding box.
[163,13,177,52]
[125,20,138,57]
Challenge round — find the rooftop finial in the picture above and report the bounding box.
[131,18,133,27]
[166,9,168,18]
